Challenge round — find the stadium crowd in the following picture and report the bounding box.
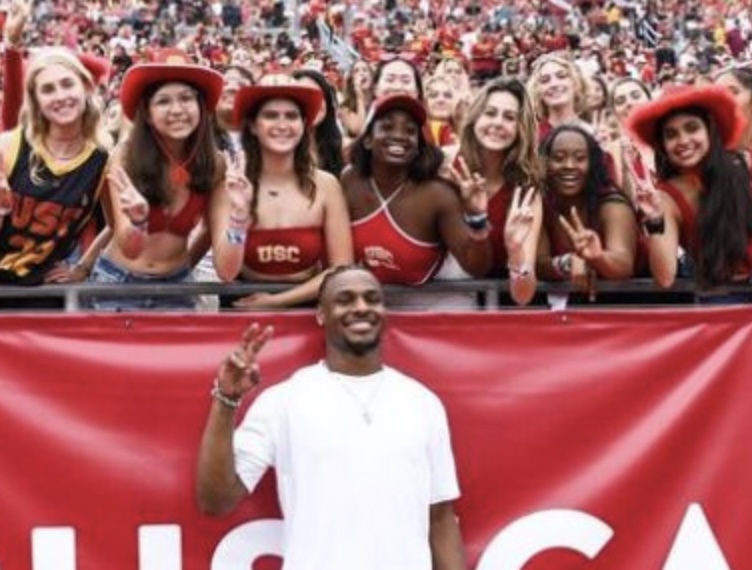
[1,0,752,310]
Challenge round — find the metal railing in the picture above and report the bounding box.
[0,278,742,312]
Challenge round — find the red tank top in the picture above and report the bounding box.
[243,226,325,278]
[351,184,444,286]
[487,185,514,277]
[146,192,207,237]
[659,180,752,272]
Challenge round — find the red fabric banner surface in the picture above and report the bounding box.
[0,309,750,569]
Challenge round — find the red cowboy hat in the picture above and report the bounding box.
[78,53,111,86]
[363,94,427,133]
[627,84,746,149]
[119,48,223,120]
[233,82,324,129]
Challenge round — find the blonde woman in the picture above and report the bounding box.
[527,54,590,141]
[424,74,460,148]
[0,48,108,307]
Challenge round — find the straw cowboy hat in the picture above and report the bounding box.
[119,48,223,120]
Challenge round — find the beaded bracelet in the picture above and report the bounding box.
[211,378,241,409]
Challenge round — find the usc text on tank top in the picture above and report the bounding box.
[0,129,107,284]
[243,226,325,278]
[351,181,444,286]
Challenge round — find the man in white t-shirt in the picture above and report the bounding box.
[197,266,466,570]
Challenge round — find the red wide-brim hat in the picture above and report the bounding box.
[233,84,324,129]
[627,84,746,149]
[120,49,223,120]
[79,53,111,86]
[363,94,427,133]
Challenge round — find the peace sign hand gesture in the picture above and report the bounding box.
[622,139,663,221]
[504,186,536,253]
[559,206,603,262]
[107,166,149,226]
[223,151,253,216]
[215,323,274,402]
[448,156,488,215]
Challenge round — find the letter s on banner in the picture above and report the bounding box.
[475,509,613,570]
[211,519,283,570]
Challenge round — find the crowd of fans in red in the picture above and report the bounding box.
[1,0,752,311]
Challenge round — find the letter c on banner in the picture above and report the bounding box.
[476,509,614,570]
[211,519,283,570]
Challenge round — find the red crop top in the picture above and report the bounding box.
[146,192,207,237]
[243,226,325,278]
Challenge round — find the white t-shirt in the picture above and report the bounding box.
[234,362,460,570]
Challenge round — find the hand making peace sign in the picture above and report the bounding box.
[504,186,536,253]
[622,139,663,221]
[217,322,275,399]
[223,151,254,216]
[559,206,604,262]
[448,156,488,215]
[107,166,149,226]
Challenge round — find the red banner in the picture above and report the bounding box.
[1,309,750,569]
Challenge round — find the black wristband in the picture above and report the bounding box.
[463,211,489,231]
[643,217,665,235]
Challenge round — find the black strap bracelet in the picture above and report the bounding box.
[643,217,665,235]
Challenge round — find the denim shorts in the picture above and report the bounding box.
[87,256,196,311]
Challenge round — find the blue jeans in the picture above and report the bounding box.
[87,256,196,311]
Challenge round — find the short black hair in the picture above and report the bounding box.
[317,265,379,302]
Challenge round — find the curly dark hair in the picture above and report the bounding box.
[540,123,617,224]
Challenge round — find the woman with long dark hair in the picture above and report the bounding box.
[220,75,353,309]
[292,68,344,176]
[627,84,752,302]
[88,49,226,310]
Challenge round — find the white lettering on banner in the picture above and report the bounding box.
[139,525,182,570]
[211,519,283,569]
[474,509,613,569]
[662,504,731,570]
[14,506,732,568]
[28,525,184,570]
[32,527,75,570]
